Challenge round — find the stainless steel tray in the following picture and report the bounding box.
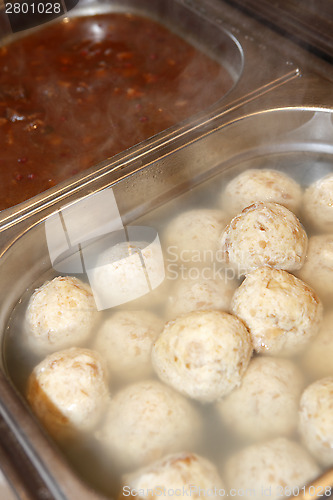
[223,0,333,62]
[1,105,333,499]
[1,0,333,497]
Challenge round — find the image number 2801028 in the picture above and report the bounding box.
[4,0,79,32]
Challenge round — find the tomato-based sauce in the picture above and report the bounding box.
[0,13,233,210]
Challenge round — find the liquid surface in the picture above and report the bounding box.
[0,12,233,210]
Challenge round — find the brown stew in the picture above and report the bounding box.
[0,12,233,210]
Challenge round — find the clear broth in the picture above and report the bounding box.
[4,151,333,498]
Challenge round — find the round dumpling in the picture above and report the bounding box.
[217,356,303,440]
[301,311,333,380]
[297,234,333,303]
[152,310,253,403]
[225,438,320,500]
[165,274,237,320]
[231,267,323,355]
[122,452,225,499]
[87,237,165,311]
[96,380,202,470]
[27,347,109,439]
[299,377,333,467]
[163,209,229,267]
[303,173,333,231]
[93,310,163,381]
[220,202,307,276]
[24,276,97,354]
[220,169,302,216]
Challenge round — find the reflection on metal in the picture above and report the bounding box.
[286,111,333,146]
[5,0,79,33]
